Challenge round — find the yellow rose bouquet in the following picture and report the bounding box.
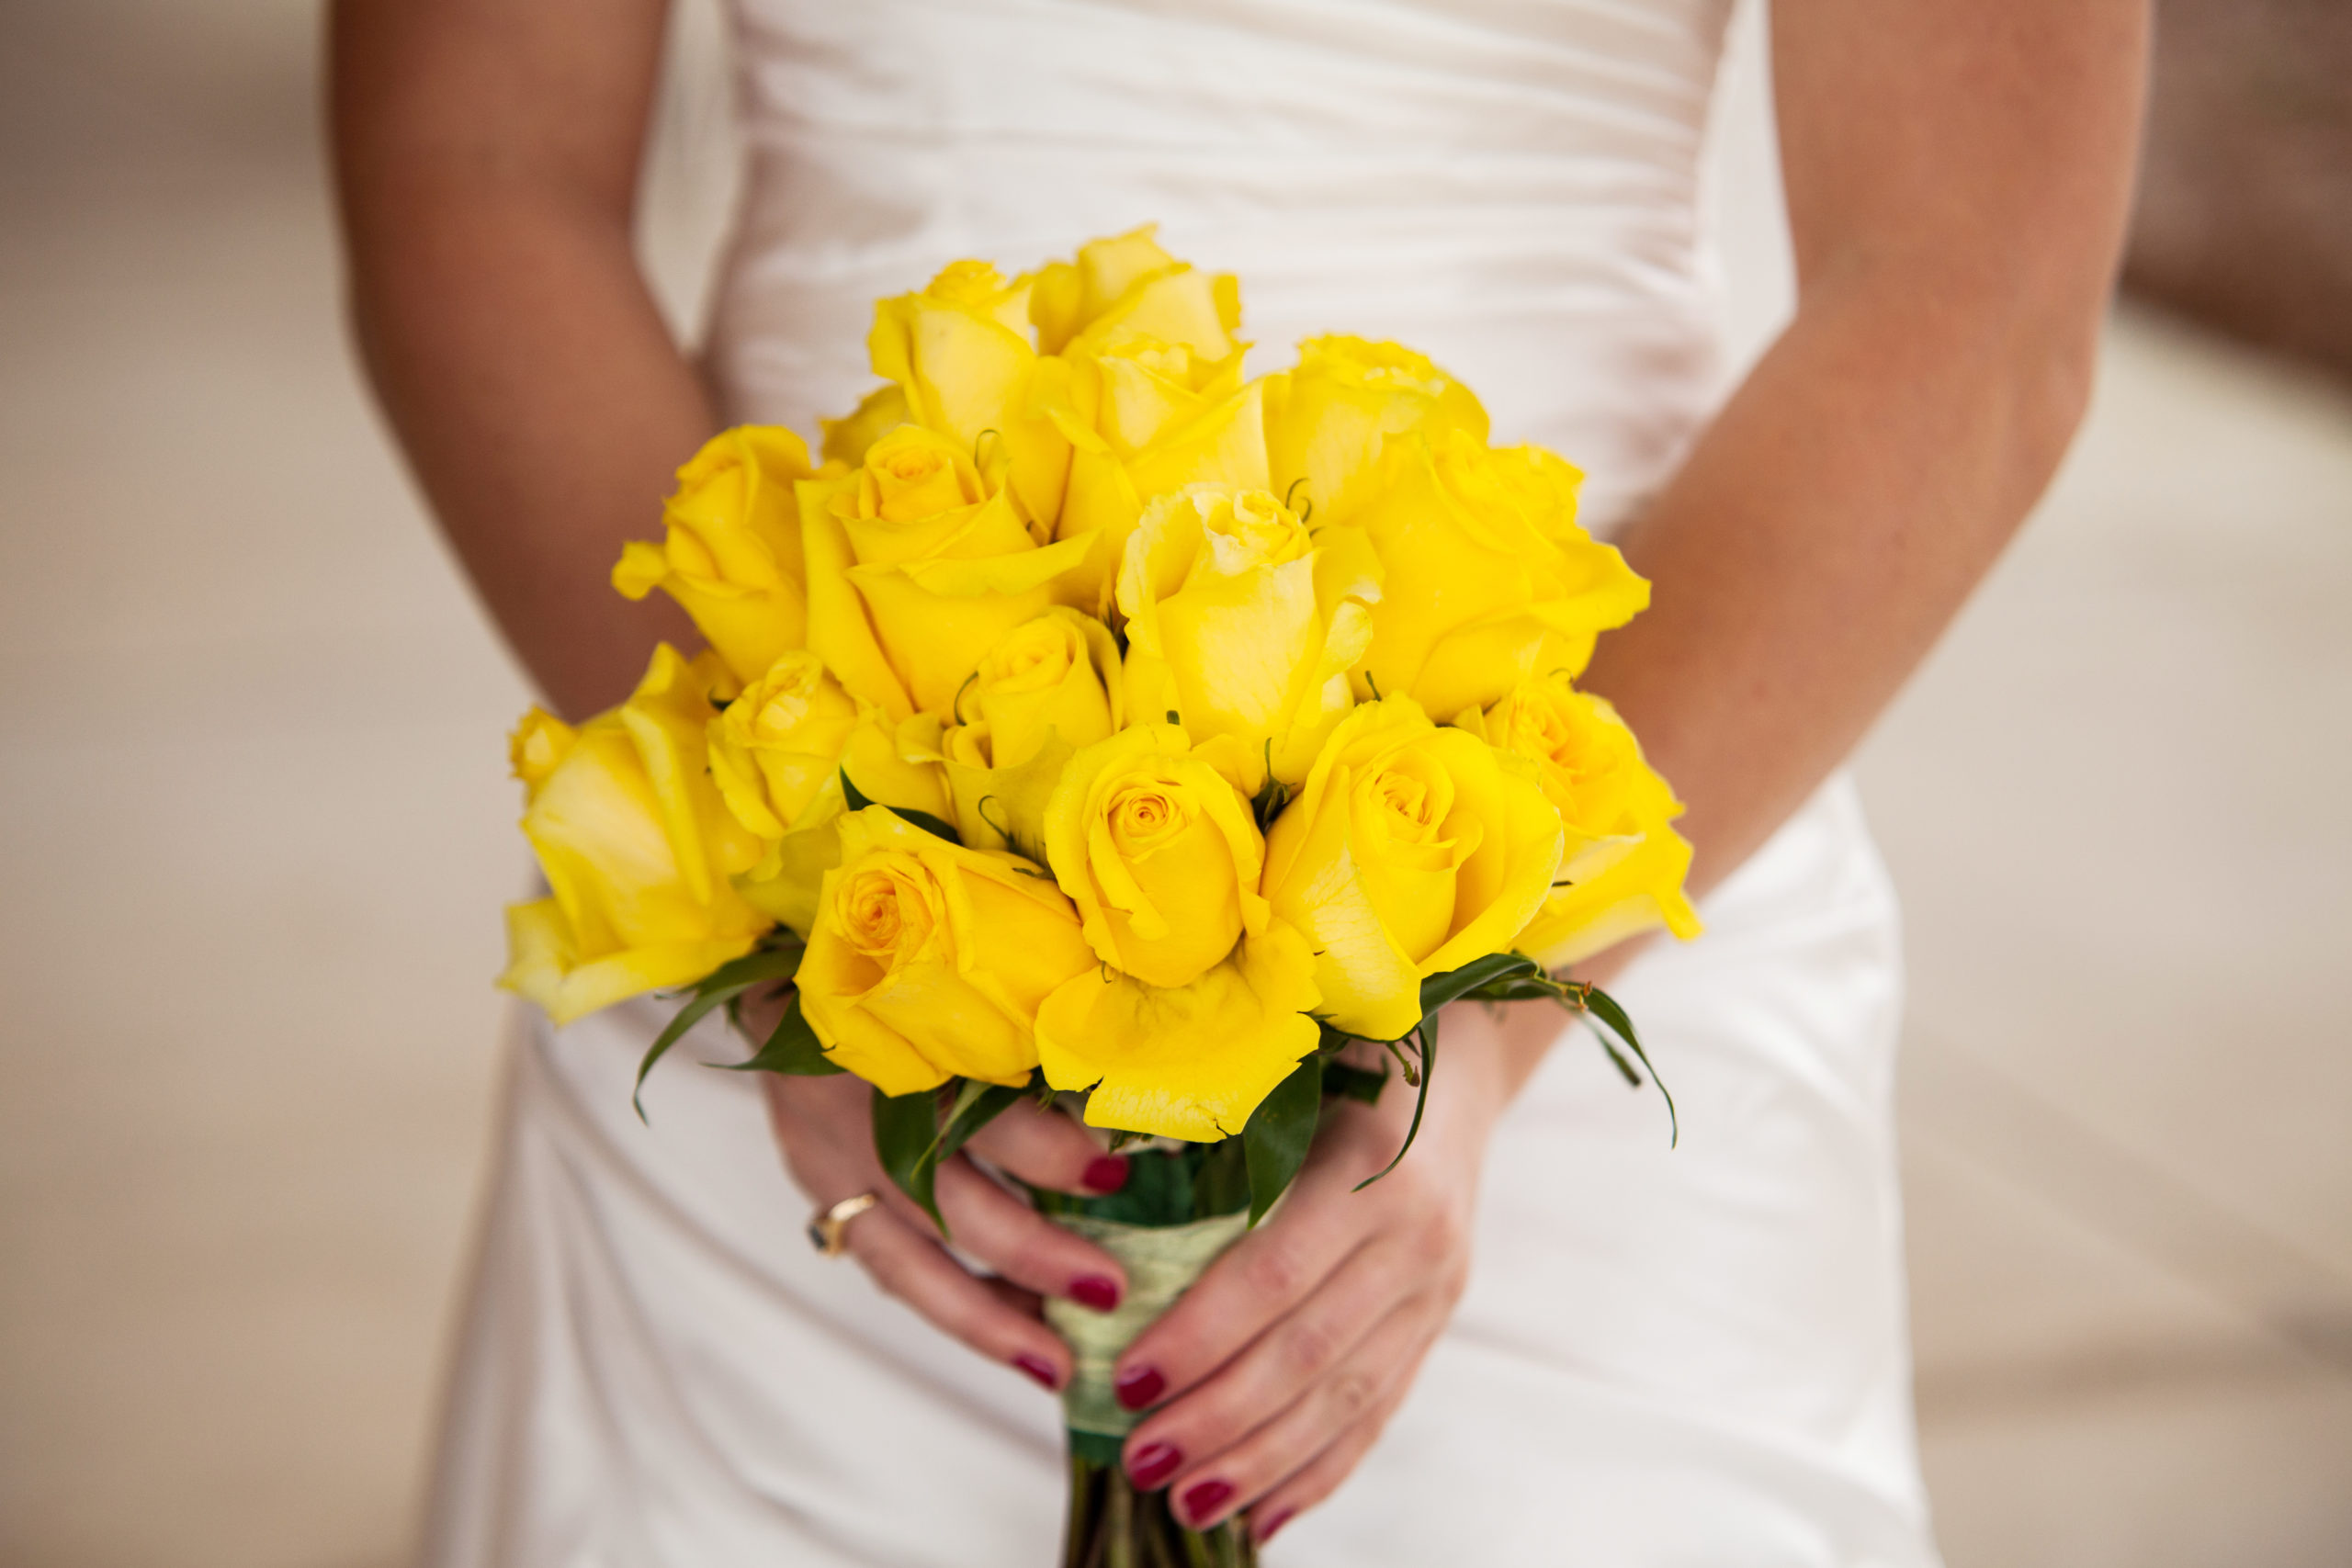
[499,228,1700,1567]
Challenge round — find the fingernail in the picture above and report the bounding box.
[1012,1353,1059,1391]
[1083,1155,1131,1194]
[1069,1275,1121,1312]
[1126,1440,1182,1488]
[1256,1507,1295,1545]
[1114,1364,1164,1410]
[1181,1479,1234,1527]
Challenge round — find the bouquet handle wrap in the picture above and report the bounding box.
[1044,1211,1249,1461]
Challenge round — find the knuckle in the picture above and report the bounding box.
[1242,1243,1304,1302]
[1327,1367,1381,1421]
[1283,1316,1342,1377]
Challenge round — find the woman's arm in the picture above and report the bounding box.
[332,0,1133,1393]
[1585,0,2151,893]
[1123,0,2149,1544]
[332,0,708,720]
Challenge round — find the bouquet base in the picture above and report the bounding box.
[1063,1450,1258,1568]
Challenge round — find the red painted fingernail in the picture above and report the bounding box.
[1114,1364,1164,1410]
[1083,1154,1131,1194]
[1012,1353,1059,1391]
[1181,1479,1234,1526]
[1069,1275,1121,1312]
[1126,1440,1182,1488]
[1256,1507,1295,1545]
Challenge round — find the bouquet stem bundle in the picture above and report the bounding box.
[1038,1143,1258,1568]
[1062,1451,1257,1568]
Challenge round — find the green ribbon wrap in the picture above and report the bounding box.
[1043,1211,1249,1461]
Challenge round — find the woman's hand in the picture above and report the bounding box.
[1106,998,1563,1546]
[756,1003,1137,1394]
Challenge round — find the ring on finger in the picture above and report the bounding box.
[808,1191,880,1258]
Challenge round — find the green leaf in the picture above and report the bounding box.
[1579,983,1677,1147]
[718,990,844,1077]
[936,1080,1026,1167]
[631,943,806,1119]
[841,768,963,845]
[873,1077,1031,1237]
[1241,1055,1322,1225]
[1419,952,1540,1017]
[1354,1020,1437,1192]
[873,1085,946,1229]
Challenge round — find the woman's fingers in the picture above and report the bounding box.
[1162,1298,1440,1533]
[1116,1240,1408,1483]
[843,1199,1077,1391]
[922,1156,1129,1309]
[1108,1133,1391,1413]
[963,1100,1131,1197]
[761,1075,1074,1391]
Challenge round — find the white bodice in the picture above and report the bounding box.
[707,0,1738,530]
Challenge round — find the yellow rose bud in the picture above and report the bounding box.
[909,607,1117,860]
[1262,336,1488,527]
[723,686,954,939]
[956,607,1121,772]
[707,651,860,840]
[1036,922,1321,1143]
[1262,697,1564,1041]
[798,426,1097,719]
[868,258,1072,525]
[797,808,1095,1096]
[1118,486,1382,790]
[612,427,818,684]
[1353,428,1649,720]
[1030,225,1242,361]
[1462,675,1702,967]
[1043,723,1267,989]
[820,383,910,468]
[1037,337,1269,610]
[500,646,773,1025]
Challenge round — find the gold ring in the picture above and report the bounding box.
[807,1191,880,1258]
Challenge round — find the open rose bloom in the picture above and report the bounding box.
[499,228,1699,1568]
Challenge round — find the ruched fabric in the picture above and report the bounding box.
[424,3,1943,1562]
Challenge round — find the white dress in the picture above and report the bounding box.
[423,2,1941,1563]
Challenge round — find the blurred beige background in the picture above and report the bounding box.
[3,3,2347,1565]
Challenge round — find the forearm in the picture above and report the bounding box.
[1581,272,2094,896]
[331,0,707,720]
[343,184,710,717]
[1581,0,2145,899]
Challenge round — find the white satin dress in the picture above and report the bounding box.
[423,2,1942,1563]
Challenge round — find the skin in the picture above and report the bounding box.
[333,0,2147,1546]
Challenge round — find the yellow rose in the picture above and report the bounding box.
[707,651,860,839]
[1118,486,1382,790]
[868,258,1071,526]
[500,646,772,1025]
[1352,427,1650,720]
[1030,225,1242,362]
[950,607,1121,772]
[921,607,1124,854]
[1261,696,1564,1041]
[820,383,910,468]
[797,808,1095,1096]
[800,424,1095,719]
[613,427,818,684]
[1042,723,1266,989]
[1039,338,1270,610]
[1036,923,1321,1143]
[706,652,952,935]
[1262,336,1488,527]
[1460,674,1702,967]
